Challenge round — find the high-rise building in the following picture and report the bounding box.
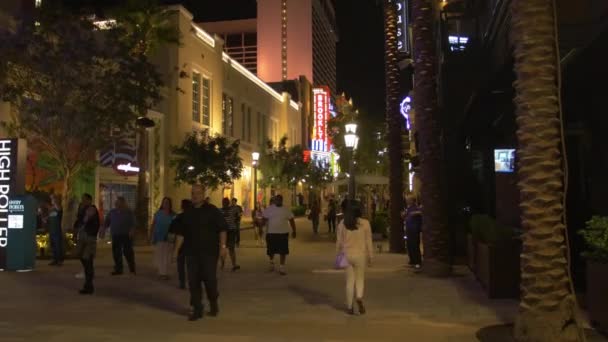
[257,0,338,94]
[200,19,258,74]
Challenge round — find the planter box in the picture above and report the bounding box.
[467,234,476,273]
[475,239,521,299]
[587,261,608,334]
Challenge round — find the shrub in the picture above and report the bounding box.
[291,205,306,217]
[579,216,608,264]
[470,214,516,244]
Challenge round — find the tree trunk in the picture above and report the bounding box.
[384,0,405,253]
[61,168,74,232]
[511,0,585,340]
[411,0,451,275]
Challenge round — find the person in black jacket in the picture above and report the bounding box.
[170,199,193,289]
[75,205,100,294]
[174,185,228,321]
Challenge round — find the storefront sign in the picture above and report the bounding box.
[312,87,331,154]
[0,139,26,269]
[396,0,410,54]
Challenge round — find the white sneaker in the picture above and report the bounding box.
[75,272,84,279]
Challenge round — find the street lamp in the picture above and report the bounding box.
[135,116,156,238]
[344,122,358,199]
[252,151,260,210]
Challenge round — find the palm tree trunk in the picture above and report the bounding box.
[511,0,585,340]
[411,0,451,276]
[384,0,405,253]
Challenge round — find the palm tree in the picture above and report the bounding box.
[411,0,451,276]
[383,0,405,253]
[510,0,585,340]
[113,0,180,236]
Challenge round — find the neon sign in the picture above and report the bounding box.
[400,96,411,130]
[116,163,140,173]
[312,87,331,154]
[396,0,410,53]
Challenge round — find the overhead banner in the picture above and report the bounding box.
[396,0,410,54]
[0,138,27,270]
[312,86,331,155]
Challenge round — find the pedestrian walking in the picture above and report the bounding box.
[174,185,228,321]
[231,198,243,247]
[403,196,422,270]
[101,197,137,276]
[73,193,93,279]
[221,197,241,271]
[75,205,100,295]
[151,197,176,280]
[327,199,337,234]
[262,194,296,275]
[309,198,320,234]
[336,200,373,315]
[47,195,64,266]
[252,203,265,246]
[170,199,193,289]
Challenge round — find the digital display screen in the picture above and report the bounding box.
[494,149,515,173]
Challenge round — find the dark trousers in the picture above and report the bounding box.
[407,230,422,265]
[187,255,219,311]
[177,245,186,287]
[50,232,64,262]
[235,222,241,246]
[312,216,319,234]
[327,215,337,234]
[80,257,94,290]
[112,234,136,273]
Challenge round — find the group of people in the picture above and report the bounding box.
[308,198,338,235]
[41,186,421,321]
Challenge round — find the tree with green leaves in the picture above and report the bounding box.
[170,131,243,193]
[0,4,167,228]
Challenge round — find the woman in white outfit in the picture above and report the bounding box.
[336,200,373,315]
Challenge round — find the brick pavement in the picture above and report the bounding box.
[0,218,605,342]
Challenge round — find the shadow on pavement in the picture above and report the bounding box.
[287,284,343,312]
[476,324,608,342]
[476,324,515,342]
[98,283,186,316]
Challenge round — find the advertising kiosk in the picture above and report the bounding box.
[0,138,36,271]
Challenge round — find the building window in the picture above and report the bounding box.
[247,107,252,142]
[222,94,234,137]
[260,115,268,143]
[241,103,246,139]
[202,77,211,126]
[192,72,201,123]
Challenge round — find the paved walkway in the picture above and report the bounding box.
[0,218,605,341]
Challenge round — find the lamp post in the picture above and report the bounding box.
[135,116,155,238]
[252,151,260,210]
[344,122,359,200]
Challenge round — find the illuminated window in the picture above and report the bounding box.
[241,103,246,139]
[247,107,252,142]
[202,77,211,126]
[192,72,201,122]
[222,94,234,136]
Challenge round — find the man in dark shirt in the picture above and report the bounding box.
[175,185,228,321]
[403,196,422,270]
